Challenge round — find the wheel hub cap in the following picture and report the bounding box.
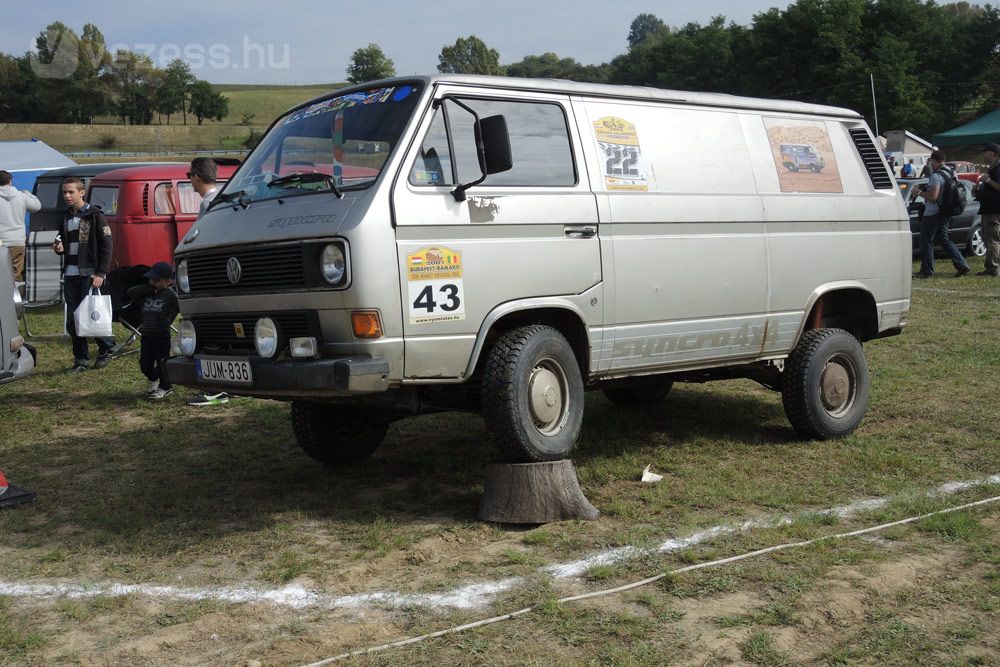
[820,362,850,411]
[529,365,563,431]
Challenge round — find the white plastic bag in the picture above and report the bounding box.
[74,287,113,338]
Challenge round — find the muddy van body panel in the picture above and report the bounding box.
[166,75,909,460]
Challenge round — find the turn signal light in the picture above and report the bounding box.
[351,310,383,339]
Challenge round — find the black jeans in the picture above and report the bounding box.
[64,276,115,365]
[139,336,172,389]
[918,213,968,276]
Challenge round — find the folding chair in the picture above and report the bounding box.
[106,265,150,359]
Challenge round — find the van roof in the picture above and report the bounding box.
[290,75,863,120]
[33,162,180,180]
[90,163,239,183]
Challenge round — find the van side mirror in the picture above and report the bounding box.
[447,101,514,201]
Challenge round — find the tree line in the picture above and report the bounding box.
[353,0,1000,139]
[2,1,999,138]
[0,22,229,126]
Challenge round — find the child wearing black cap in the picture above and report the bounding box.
[127,261,180,399]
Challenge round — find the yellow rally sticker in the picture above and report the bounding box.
[594,115,648,192]
[406,246,463,281]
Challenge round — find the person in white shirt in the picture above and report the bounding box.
[0,169,42,282]
[189,158,219,218]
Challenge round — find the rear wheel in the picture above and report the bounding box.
[603,380,673,407]
[481,325,584,462]
[290,401,388,465]
[781,328,870,440]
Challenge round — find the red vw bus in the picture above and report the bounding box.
[86,161,239,270]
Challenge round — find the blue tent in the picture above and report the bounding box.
[0,139,76,231]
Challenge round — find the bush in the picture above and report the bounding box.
[97,133,117,150]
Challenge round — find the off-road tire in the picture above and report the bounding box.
[603,380,673,407]
[781,328,870,440]
[290,401,388,466]
[481,325,584,462]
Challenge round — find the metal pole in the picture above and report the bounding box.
[870,73,879,137]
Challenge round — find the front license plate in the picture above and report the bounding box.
[196,356,253,385]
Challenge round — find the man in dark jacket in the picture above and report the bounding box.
[975,143,1000,277]
[52,177,116,372]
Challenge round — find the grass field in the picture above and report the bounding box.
[1,258,998,665]
[0,83,343,154]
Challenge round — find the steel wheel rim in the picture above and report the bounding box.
[528,357,568,436]
[819,353,857,417]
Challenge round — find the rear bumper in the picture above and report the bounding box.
[165,354,390,398]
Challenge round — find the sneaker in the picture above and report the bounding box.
[976,270,998,277]
[69,364,87,374]
[146,379,160,396]
[956,266,971,277]
[913,271,932,279]
[93,353,112,370]
[148,388,173,400]
[186,392,229,407]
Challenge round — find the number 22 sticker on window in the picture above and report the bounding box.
[594,116,648,192]
[406,246,466,324]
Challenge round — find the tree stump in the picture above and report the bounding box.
[478,460,599,524]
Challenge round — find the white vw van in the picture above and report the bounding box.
[166,75,910,465]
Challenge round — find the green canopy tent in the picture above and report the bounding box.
[932,109,1000,146]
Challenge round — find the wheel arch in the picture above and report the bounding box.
[796,283,879,344]
[465,299,591,381]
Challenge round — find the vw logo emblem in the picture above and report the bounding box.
[226,257,243,285]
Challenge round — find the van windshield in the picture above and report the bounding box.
[222,84,421,205]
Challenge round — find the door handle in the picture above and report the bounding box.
[564,225,597,238]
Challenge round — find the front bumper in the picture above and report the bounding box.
[165,354,389,398]
[0,344,36,386]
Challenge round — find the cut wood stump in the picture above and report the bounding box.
[478,460,599,524]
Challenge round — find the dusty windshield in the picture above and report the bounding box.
[223,84,421,204]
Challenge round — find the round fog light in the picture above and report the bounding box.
[178,319,197,357]
[254,317,281,359]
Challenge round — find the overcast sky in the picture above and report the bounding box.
[1,1,795,85]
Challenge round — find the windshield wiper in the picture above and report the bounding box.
[206,189,248,212]
[266,172,344,199]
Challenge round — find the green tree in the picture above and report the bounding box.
[506,52,611,83]
[107,49,159,125]
[346,43,395,83]
[158,59,194,124]
[189,80,229,125]
[437,35,505,75]
[627,13,669,47]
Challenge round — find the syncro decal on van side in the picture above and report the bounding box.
[611,319,779,365]
[267,214,338,229]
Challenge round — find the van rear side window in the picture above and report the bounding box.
[409,98,575,187]
[153,183,174,215]
[89,186,119,215]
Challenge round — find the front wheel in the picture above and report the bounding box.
[781,328,870,440]
[968,225,986,257]
[290,401,388,466]
[481,325,584,462]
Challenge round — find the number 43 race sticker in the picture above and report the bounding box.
[406,246,466,324]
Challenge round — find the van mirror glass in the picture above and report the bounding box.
[478,115,512,175]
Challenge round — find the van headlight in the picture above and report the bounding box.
[12,283,23,320]
[254,317,281,359]
[320,244,346,285]
[177,260,190,294]
[178,319,197,357]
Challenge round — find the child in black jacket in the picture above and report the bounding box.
[126,262,180,399]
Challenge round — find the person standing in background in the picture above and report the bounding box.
[189,158,219,217]
[0,169,41,282]
[52,177,116,372]
[974,143,1000,277]
[913,150,971,279]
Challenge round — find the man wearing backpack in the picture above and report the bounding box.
[974,143,1000,277]
[913,150,971,278]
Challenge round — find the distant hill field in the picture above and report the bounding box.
[214,83,344,126]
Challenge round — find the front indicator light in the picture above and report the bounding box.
[351,311,383,339]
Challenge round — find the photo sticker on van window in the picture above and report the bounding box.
[594,116,648,192]
[283,87,400,126]
[406,246,465,324]
[764,118,843,193]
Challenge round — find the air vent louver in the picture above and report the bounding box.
[849,128,894,190]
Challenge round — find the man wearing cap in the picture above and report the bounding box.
[127,261,179,399]
[974,143,1000,277]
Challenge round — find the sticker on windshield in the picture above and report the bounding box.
[406,246,465,324]
[594,116,648,192]
[284,87,402,126]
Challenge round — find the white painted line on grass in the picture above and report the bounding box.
[2,474,998,612]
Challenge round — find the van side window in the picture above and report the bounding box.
[177,182,203,214]
[153,183,175,215]
[410,98,575,187]
[89,186,119,216]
